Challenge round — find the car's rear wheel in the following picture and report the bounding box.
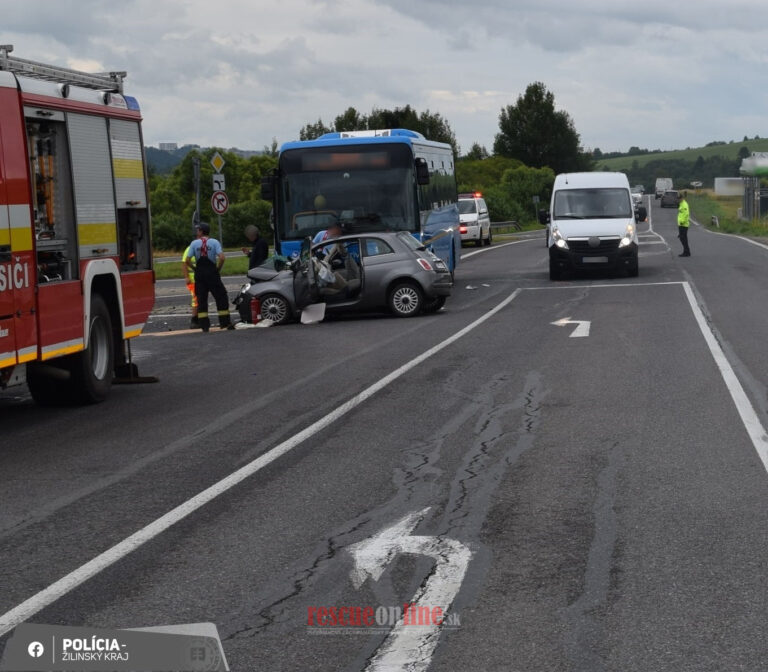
[260,293,292,324]
[485,226,492,246]
[388,281,423,317]
[422,295,446,314]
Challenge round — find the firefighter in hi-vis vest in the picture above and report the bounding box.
[181,244,199,329]
[185,222,234,331]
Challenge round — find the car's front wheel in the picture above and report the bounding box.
[388,282,423,317]
[549,258,562,281]
[259,293,292,324]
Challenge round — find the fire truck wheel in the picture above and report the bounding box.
[70,294,114,403]
[26,362,73,406]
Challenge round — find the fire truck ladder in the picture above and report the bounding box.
[0,44,125,93]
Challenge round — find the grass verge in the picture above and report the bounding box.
[689,192,768,237]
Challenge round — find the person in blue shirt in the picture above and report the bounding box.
[185,222,233,331]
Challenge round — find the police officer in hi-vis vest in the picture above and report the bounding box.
[185,222,233,331]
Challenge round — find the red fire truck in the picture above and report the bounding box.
[0,46,155,404]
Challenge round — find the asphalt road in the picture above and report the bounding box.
[3,197,768,671]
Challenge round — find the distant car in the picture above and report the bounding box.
[244,231,453,323]
[458,192,492,246]
[630,186,644,207]
[660,190,680,208]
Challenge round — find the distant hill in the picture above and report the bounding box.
[145,144,198,174]
[145,145,264,175]
[597,138,768,171]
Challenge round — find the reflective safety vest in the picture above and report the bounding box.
[182,245,195,282]
[678,199,690,227]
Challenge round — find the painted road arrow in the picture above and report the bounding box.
[551,317,591,337]
[348,508,472,672]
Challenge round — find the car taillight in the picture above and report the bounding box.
[417,258,433,271]
[459,225,467,233]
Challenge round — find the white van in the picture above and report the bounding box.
[458,192,492,246]
[540,172,645,280]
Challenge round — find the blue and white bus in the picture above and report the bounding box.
[261,129,461,273]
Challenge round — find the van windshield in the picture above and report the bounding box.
[553,188,632,219]
[458,200,477,214]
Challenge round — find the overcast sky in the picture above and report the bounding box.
[4,0,768,155]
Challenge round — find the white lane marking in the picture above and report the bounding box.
[0,289,523,638]
[700,226,768,252]
[551,317,591,337]
[681,281,768,471]
[460,237,538,260]
[528,280,684,291]
[349,508,471,672]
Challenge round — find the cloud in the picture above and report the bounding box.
[3,0,768,154]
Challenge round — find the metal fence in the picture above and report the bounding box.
[490,221,522,232]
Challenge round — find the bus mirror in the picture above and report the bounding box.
[415,158,430,185]
[261,175,275,201]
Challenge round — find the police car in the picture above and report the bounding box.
[458,192,492,246]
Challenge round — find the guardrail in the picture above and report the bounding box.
[491,221,522,232]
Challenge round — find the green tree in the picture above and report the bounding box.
[263,137,279,157]
[493,82,592,174]
[456,155,522,194]
[299,118,333,140]
[484,165,555,224]
[297,105,459,154]
[463,143,489,161]
[149,148,276,250]
[334,107,364,132]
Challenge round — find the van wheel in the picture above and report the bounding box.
[485,227,492,246]
[70,294,114,404]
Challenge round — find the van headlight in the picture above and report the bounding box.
[552,227,568,249]
[619,223,635,248]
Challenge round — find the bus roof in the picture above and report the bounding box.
[280,128,452,153]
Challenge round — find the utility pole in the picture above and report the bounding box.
[192,157,201,234]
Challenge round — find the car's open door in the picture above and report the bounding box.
[293,237,320,309]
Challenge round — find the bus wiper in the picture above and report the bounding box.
[555,214,585,219]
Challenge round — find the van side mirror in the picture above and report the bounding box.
[415,158,430,185]
[635,206,647,222]
[261,175,275,201]
[538,209,550,225]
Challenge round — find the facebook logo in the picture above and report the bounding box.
[27,641,44,658]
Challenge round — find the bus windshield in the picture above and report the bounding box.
[277,144,417,241]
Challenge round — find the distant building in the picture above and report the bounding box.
[158,142,178,151]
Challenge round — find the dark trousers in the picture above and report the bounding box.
[678,226,690,255]
[194,259,231,330]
